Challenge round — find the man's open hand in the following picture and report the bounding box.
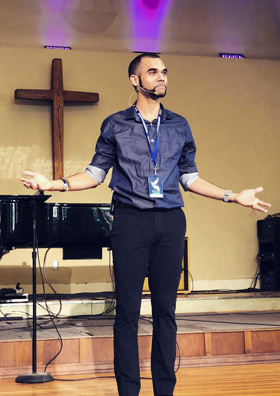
[232,187,271,213]
[20,171,54,191]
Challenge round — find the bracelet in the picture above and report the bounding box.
[60,178,69,192]
[64,178,72,191]
[223,190,232,203]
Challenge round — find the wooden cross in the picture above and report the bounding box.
[15,58,99,179]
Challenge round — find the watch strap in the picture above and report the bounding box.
[223,190,232,202]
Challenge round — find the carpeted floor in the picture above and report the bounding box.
[1,311,280,341]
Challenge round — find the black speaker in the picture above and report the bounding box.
[257,218,280,291]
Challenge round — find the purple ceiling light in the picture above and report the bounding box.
[129,0,173,53]
[42,0,74,48]
[219,53,245,59]
[44,46,72,50]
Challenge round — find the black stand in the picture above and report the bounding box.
[16,199,54,383]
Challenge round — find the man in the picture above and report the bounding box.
[21,53,271,396]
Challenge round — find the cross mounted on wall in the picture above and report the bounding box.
[15,58,99,180]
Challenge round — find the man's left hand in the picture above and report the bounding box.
[231,187,271,213]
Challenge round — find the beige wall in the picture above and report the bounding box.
[0,47,279,293]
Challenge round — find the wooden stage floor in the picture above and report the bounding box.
[1,363,280,396]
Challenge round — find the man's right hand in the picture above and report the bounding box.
[21,171,54,191]
[20,170,99,192]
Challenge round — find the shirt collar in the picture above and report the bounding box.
[124,103,174,122]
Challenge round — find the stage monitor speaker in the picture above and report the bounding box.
[258,218,280,291]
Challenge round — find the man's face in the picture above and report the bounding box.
[132,57,168,98]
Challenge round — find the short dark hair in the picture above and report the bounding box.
[128,53,160,78]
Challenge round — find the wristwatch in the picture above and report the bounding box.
[223,190,232,203]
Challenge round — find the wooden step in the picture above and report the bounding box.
[2,327,280,379]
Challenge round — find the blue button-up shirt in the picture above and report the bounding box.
[86,104,198,209]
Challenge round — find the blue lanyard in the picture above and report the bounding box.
[135,107,161,174]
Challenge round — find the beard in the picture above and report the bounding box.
[138,77,167,99]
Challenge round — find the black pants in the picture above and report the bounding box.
[111,207,186,396]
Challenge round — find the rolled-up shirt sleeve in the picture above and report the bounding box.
[85,165,107,184]
[85,117,116,184]
[179,120,199,191]
[180,172,199,191]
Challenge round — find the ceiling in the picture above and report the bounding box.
[1,0,280,60]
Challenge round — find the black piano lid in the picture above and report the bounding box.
[0,195,111,208]
[0,194,51,203]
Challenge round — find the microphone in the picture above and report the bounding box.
[137,85,159,96]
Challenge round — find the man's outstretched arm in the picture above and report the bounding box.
[187,177,271,214]
[20,170,99,192]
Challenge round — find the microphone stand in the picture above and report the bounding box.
[16,198,54,383]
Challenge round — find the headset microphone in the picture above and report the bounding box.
[137,85,159,96]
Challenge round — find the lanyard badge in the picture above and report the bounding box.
[148,174,163,198]
[135,107,164,198]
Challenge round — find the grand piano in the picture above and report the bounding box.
[0,195,112,260]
